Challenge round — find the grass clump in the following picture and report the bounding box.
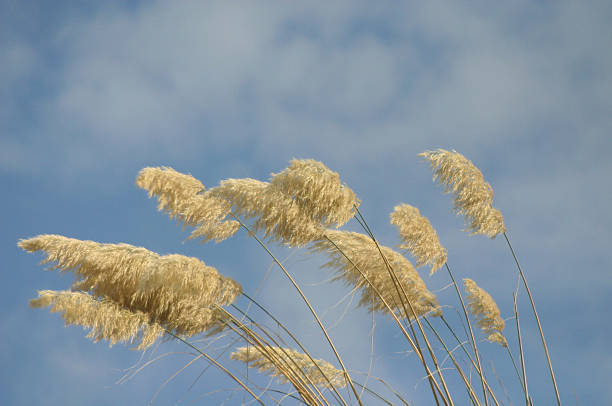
[20,150,560,405]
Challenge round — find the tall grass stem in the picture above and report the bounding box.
[231,214,364,406]
[504,232,561,406]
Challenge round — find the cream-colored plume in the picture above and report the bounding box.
[208,159,360,247]
[19,234,238,337]
[390,204,447,274]
[463,278,507,347]
[138,160,359,247]
[136,167,240,243]
[270,159,360,227]
[136,166,205,211]
[311,230,441,318]
[30,290,164,349]
[230,346,346,389]
[209,178,326,247]
[420,149,505,238]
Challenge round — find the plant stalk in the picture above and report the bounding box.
[504,232,561,406]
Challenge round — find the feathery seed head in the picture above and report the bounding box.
[140,160,358,247]
[136,167,205,212]
[19,234,239,337]
[311,230,441,318]
[210,177,326,247]
[270,159,360,227]
[463,278,507,347]
[136,254,242,306]
[30,290,164,350]
[136,167,239,243]
[390,204,447,274]
[230,346,346,389]
[209,178,269,220]
[420,149,505,238]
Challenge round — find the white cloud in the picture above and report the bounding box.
[3,1,610,175]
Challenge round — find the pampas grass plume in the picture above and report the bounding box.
[30,290,164,350]
[312,230,441,318]
[390,203,448,275]
[137,167,240,243]
[231,346,346,389]
[269,159,360,227]
[19,234,239,337]
[463,278,507,347]
[420,149,505,238]
[209,159,360,247]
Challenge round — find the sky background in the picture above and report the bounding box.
[2,1,611,405]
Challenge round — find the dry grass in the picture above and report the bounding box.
[20,150,560,405]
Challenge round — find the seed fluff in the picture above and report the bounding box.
[311,230,441,319]
[390,204,447,275]
[463,278,507,347]
[19,234,239,337]
[420,149,505,238]
[230,346,346,389]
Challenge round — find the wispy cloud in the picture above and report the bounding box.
[2,2,609,175]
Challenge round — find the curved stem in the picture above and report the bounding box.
[504,232,561,406]
[323,235,448,405]
[231,214,364,406]
[164,329,265,406]
[218,308,323,405]
[240,293,349,406]
[437,316,504,406]
[424,316,484,406]
[355,207,453,406]
[445,262,489,406]
[228,303,336,406]
[514,291,530,406]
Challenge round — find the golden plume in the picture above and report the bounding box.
[231,346,346,389]
[311,230,441,318]
[463,278,507,347]
[137,167,240,243]
[19,234,238,337]
[30,290,164,350]
[390,204,447,274]
[420,149,505,238]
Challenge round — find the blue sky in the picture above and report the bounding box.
[2,1,611,404]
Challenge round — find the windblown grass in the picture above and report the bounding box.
[20,150,560,405]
